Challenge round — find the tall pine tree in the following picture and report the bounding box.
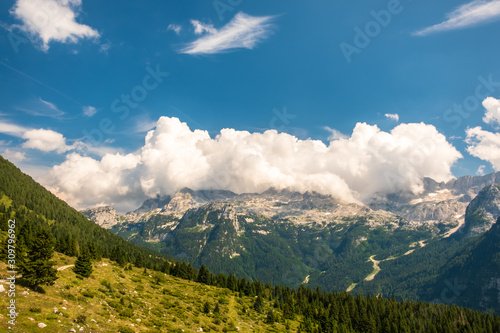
[197,264,211,284]
[20,228,57,290]
[73,248,93,278]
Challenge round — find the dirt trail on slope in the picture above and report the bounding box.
[57,265,74,271]
[364,255,397,281]
[443,217,465,238]
[347,239,429,292]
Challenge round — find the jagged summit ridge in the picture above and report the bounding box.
[83,172,500,238]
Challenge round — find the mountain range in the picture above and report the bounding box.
[82,172,500,312]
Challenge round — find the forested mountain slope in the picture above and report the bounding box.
[354,185,500,313]
[0,156,166,270]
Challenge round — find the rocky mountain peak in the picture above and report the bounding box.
[81,205,120,229]
[132,194,172,214]
[162,190,200,216]
[461,184,500,236]
[445,172,500,195]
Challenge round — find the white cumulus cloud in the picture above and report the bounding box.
[465,97,500,170]
[466,126,500,170]
[41,117,462,211]
[1,149,26,162]
[180,12,275,54]
[414,0,500,36]
[47,152,141,211]
[10,0,100,51]
[22,128,73,153]
[482,97,500,126]
[385,113,400,122]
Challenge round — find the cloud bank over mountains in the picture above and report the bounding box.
[42,117,462,211]
[5,97,500,212]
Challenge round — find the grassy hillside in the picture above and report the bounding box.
[3,248,500,333]
[0,251,295,333]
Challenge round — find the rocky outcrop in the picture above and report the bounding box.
[81,206,121,229]
[398,200,467,223]
[130,194,172,214]
[445,172,500,195]
[461,184,500,236]
[369,172,500,231]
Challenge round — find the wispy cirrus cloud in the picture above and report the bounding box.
[16,98,64,117]
[82,105,97,117]
[414,0,500,36]
[323,126,348,141]
[190,20,216,35]
[166,24,182,35]
[476,165,486,175]
[180,12,276,54]
[39,98,64,116]
[99,41,111,54]
[10,0,100,51]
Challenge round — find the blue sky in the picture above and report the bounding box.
[1,0,500,210]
